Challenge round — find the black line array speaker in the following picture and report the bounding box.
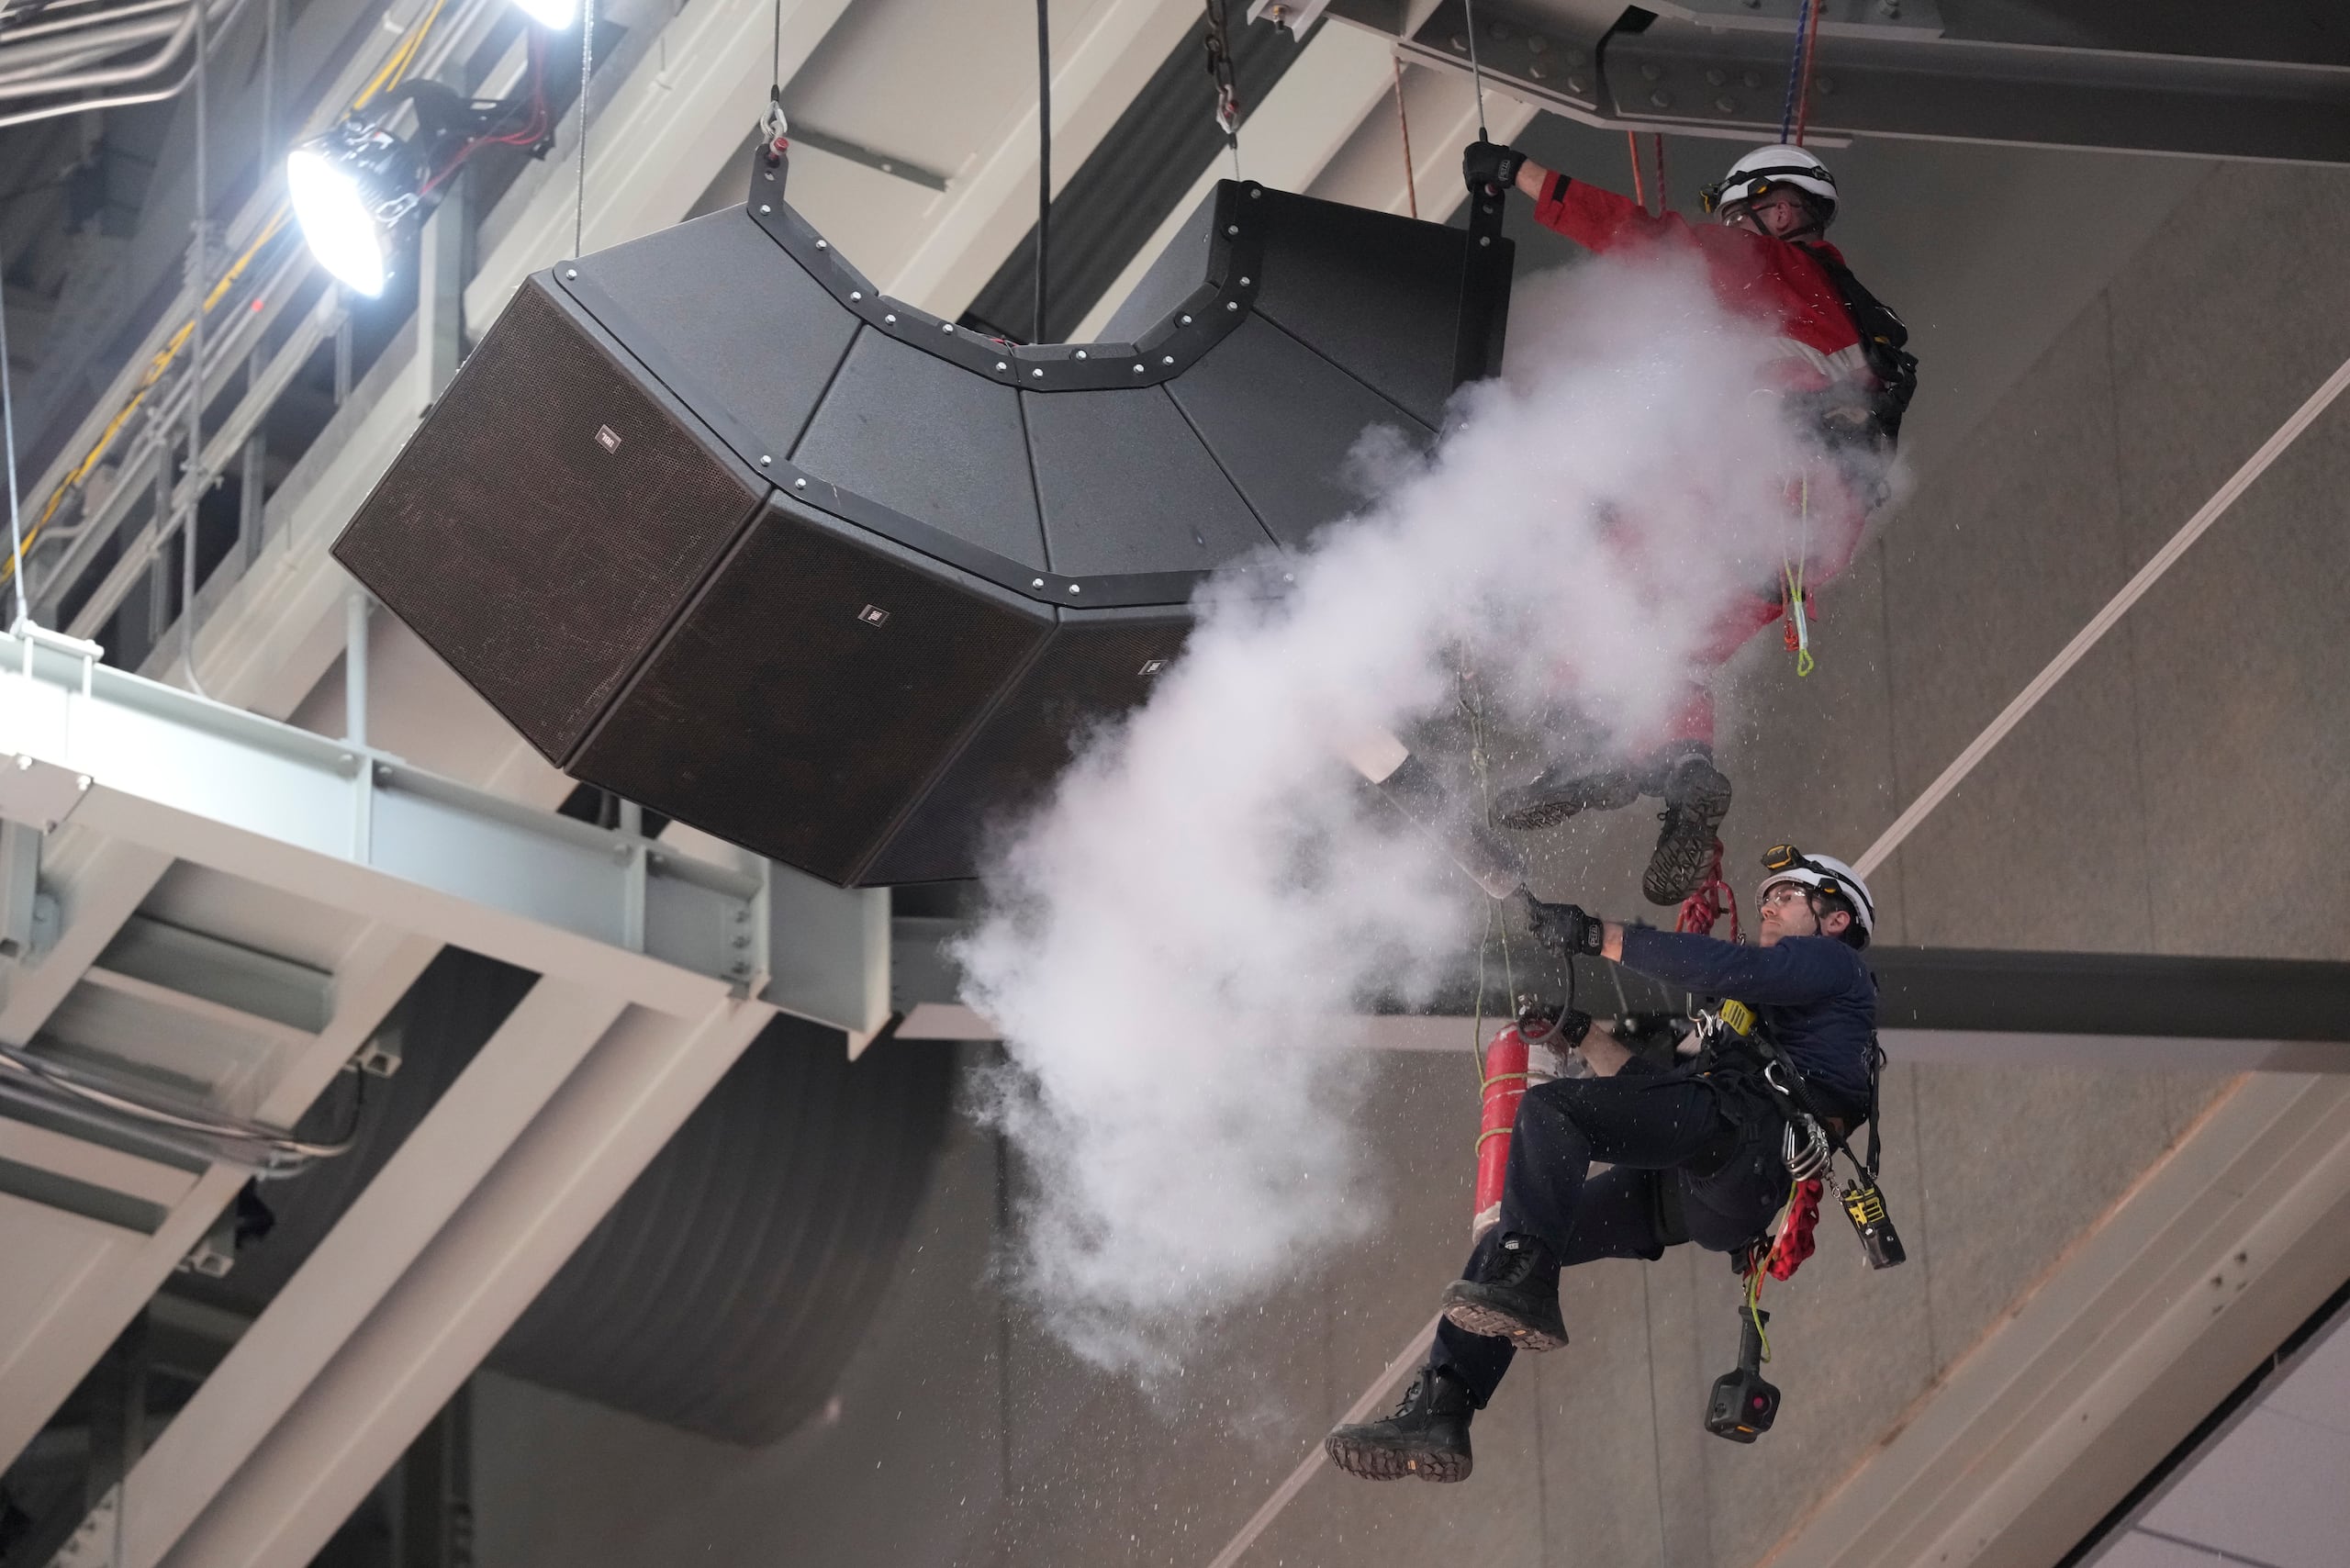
[334,150,1516,886]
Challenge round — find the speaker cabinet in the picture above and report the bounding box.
[334,152,1514,885]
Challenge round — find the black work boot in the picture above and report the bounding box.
[1440,1233,1568,1352]
[1494,759,1642,832]
[1324,1365,1476,1483]
[1643,752,1733,905]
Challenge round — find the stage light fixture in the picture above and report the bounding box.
[286,123,425,297]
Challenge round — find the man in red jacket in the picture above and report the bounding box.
[1459,140,1914,906]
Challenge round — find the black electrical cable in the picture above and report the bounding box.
[1034,0,1050,343]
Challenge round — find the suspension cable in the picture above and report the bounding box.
[1035,0,1050,342]
[182,0,212,695]
[575,0,592,257]
[1461,0,1488,140]
[1391,55,1416,218]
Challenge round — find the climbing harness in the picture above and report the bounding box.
[1800,241,1921,448]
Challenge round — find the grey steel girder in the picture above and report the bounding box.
[1353,0,2350,164]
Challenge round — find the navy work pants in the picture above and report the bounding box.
[1428,1059,1788,1406]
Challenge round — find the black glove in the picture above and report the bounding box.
[1526,898,1605,958]
[1462,140,1528,196]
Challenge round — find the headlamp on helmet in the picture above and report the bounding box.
[1702,143,1839,228]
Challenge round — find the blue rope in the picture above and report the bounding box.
[1776,0,1815,143]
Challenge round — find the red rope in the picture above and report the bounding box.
[1792,0,1825,145]
[1625,129,1646,212]
[1674,838,1740,941]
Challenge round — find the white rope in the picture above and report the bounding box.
[1854,345,2350,880]
[1199,1312,1442,1568]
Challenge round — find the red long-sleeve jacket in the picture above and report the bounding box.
[1532,172,1870,398]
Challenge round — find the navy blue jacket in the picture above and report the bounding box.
[1617,927,1876,1112]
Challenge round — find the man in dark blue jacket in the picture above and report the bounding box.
[1326,848,1878,1483]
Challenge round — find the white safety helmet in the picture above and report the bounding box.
[1757,844,1874,947]
[1703,143,1838,228]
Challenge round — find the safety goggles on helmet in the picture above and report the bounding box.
[1701,171,1830,215]
[1757,844,1875,941]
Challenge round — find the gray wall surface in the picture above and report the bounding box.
[465,140,2350,1568]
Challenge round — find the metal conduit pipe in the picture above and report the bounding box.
[0,12,191,81]
[0,0,189,49]
[0,0,239,103]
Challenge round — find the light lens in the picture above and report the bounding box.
[287,147,389,297]
[509,0,576,27]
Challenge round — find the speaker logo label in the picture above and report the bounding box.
[595,425,622,454]
[857,605,890,627]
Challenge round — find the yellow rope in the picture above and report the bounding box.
[1781,472,1814,678]
[1743,1260,1772,1362]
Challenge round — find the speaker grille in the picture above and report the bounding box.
[333,279,762,762]
[573,495,1053,884]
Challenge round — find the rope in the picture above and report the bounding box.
[1651,132,1669,212]
[1675,840,1739,940]
[1781,471,1813,676]
[1854,342,2350,881]
[1792,0,1825,146]
[1391,56,1416,219]
[1625,129,1645,212]
[1775,0,1821,145]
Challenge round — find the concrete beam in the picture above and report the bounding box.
[1760,1072,2350,1568]
[110,980,632,1568]
[0,924,437,1472]
[151,996,776,1568]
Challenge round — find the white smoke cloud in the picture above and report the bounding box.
[955,252,1851,1371]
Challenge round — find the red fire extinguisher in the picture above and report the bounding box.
[1472,1003,1588,1238]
